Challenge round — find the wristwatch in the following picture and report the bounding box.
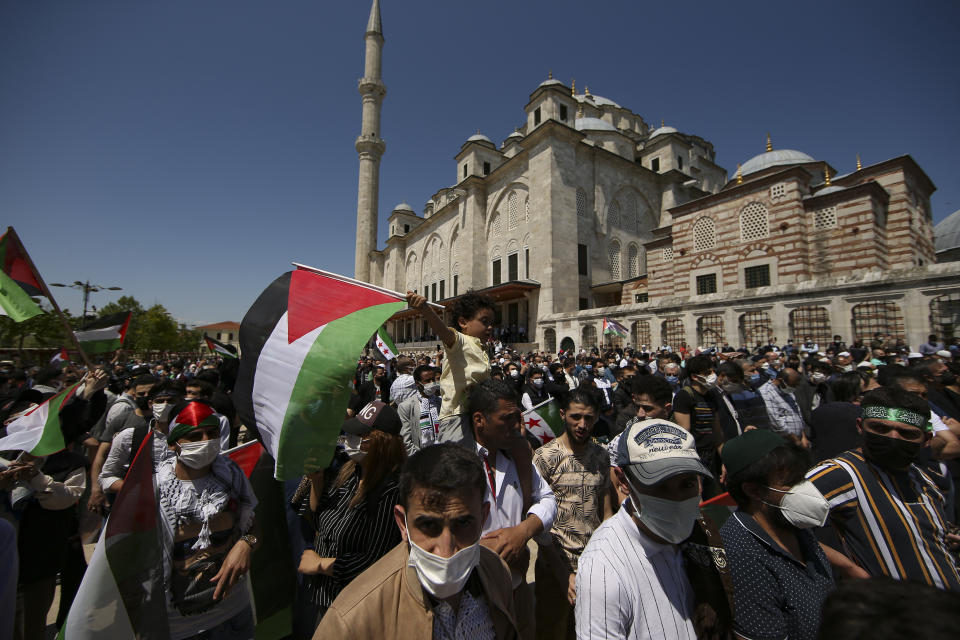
[240,534,258,549]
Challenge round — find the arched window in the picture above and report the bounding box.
[508,192,519,230]
[608,200,621,228]
[525,197,530,223]
[609,240,622,280]
[930,293,960,342]
[543,328,557,353]
[622,196,636,232]
[852,301,905,345]
[639,247,647,275]
[739,310,773,347]
[739,202,769,242]
[661,318,685,350]
[581,325,598,349]
[789,306,831,345]
[576,188,587,217]
[627,244,639,278]
[693,217,715,252]
[697,314,725,348]
[489,212,502,237]
[631,320,651,349]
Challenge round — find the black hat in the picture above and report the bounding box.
[342,401,401,436]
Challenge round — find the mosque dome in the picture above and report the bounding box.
[538,78,564,88]
[466,132,494,144]
[648,126,678,139]
[576,93,621,109]
[393,202,414,213]
[740,149,817,175]
[935,209,960,253]
[575,117,618,132]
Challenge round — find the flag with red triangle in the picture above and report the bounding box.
[234,267,406,479]
[50,347,70,366]
[0,228,45,322]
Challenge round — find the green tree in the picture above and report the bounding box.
[137,304,181,353]
[0,310,70,351]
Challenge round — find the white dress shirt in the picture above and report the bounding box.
[576,504,696,640]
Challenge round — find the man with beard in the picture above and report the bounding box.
[532,389,612,639]
[720,430,835,640]
[806,387,960,589]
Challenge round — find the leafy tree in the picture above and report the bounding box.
[0,310,70,351]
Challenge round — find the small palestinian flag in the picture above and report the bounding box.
[234,268,406,479]
[523,397,563,446]
[0,381,81,455]
[50,347,70,366]
[205,334,238,358]
[58,432,169,639]
[0,228,45,322]
[373,326,398,362]
[603,317,629,339]
[75,312,131,354]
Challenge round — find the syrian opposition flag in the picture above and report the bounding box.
[205,334,238,358]
[58,432,169,639]
[0,381,81,455]
[50,347,70,366]
[522,397,563,446]
[75,312,131,354]
[603,317,629,339]
[234,267,406,479]
[0,228,45,322]
[373,326,398,362]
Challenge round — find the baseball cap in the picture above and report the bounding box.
[342,401,401,436]
[720,429,787,477]
[616,418,713,486]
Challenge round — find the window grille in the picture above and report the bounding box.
[576,188,587,217]
[740,310,773,347]
[697,314,725,348]
[693,217,715,252]
[508,193,519,230]
[744,264,771,288]
[622,197,636,232]
[525,198,530,223]
[770,183,786,200]
[788,306,831,345]
[930,293,960,342]
[639,248,647,275]
[812,207,837,231]
[631,320,651,348]
[609,241,622,279]
[634,293,649,304]
[543,328,557,353]
[696,273,717,295]
[739,202,769,242]
[581,325,598,349]
[663,246,674,261]
[661,318,685,350]
[852,301,905,344]
[490,212,502,237]
[609,200,621,228]
[628,244,639,278]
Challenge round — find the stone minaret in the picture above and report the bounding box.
[354,0,386,282]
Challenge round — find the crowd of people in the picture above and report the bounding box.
[2,293,960,639]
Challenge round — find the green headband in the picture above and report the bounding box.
[861,405,932,433]
[166,415,220,444]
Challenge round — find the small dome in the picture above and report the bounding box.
[538,78,564,88]
[506,129,523,140]
[393,202,414,213]
[740,149,817,176]
[935,209,960,253]
[575,117,617,132]
[575,94,621,108]
[648,126,678,139]
[466,132,493,144]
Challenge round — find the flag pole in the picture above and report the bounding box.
[6,227,94,369]
[292,262,445,310]
[523,396,556,416]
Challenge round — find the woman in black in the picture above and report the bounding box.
[297,403,405,629]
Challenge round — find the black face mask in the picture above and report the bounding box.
[940,372,957,386]
[135,397,150,412]
[862,430,923,471]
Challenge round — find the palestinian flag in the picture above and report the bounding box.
[522,397,563,446]
[50,347,70,366]
[234,268,406,479]
[224,440,296,639]
[373,326,398,362]
[0,381,81,455]
[58,432,169,639]
[0,228,45,322]
[75,312,131,354]
[699,491,737,528]
[205,334,238,358]
[603,317,629,338]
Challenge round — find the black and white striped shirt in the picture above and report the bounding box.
[302,466,401,608]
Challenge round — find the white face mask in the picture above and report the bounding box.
[531,378,544,388]
[177,439,220,469]
[509,370,520,378]
[152,402,174,422]
[697,372,718,389]
[343,433,367,462]
[763,481,830,529]
[406,519,480,599]
[629,487,701,544]
[420,382,440,397]
[811,372,827,384]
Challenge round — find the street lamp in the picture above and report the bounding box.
[49,280,123,320]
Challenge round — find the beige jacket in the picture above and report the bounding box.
[313,542,520,639]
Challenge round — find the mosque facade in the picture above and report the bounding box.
[354,1,960,352]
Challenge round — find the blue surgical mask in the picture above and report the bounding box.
[749,374,762,384]
[666,375,679,384]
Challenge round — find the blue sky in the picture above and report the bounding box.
[2,1,957,326]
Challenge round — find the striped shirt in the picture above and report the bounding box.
[303,466,402,607]
[807,450,960,590]
[575,505,696,640]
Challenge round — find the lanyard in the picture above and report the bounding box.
[481,452,497,496]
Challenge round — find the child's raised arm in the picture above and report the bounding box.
[405,291,455,348]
